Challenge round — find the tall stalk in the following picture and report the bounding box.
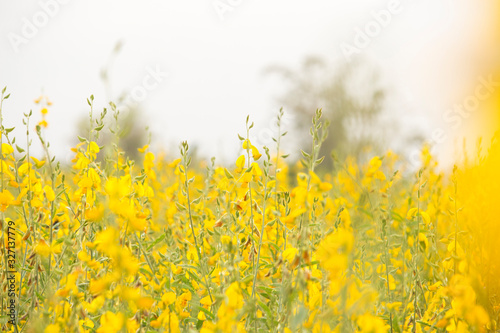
[413,169,423,333]
[251,147,271,332]
[180,142,214,307]
[243,117,256,268]
[452,165,459,275]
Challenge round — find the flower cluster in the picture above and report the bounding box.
[0,94,498,333]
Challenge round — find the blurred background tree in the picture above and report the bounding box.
[74,41,149,163]
[75,41,206,166]
[267,57,391,169]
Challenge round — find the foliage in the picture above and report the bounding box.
[267,58,388,165]
[0,89,498,332]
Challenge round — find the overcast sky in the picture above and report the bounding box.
[0,0,497,165]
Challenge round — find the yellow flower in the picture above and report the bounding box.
[168,158,181,168]
[35,239,51,257]
[44,185,55,201]
[85,205,104,221]
[420,211,430,224]
[120,286,140,301]
[315,228,354,279]
[251,145,262,160]
[387,274,396,291]
[162,291,176,306]
[0,189,14,211]
[126,318,140,333]
[221,235,232,245]
[89,141,100,154]
[406,208,430,224]
[356,314,388,333]
[224,282,244,310]
[79,318,95,333]
[201,295,213,307]
[283,247,298,262]
[235,155,245,173]
[251,162,262,180]
[386,302,402,311]
[44,324,60,333]
[89,277,112,296]
[428,281,442,291]
[144,152,155,170]
[96,311,125,333]
[242,139,261,160]
[242,139,251,150]
[88,141,100,160]
[136,297,154,310]
[137,144,149,153]
[418,232,429,250]
[176,291,192,313]
[30,156,46,168]
[83,295,105,314]
[1,143,13,157]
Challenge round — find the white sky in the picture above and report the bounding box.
[0,0,497,166]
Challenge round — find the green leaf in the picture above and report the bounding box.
[257,299,273,321]
[191,304,215,320]
[135,174,147,182]
[315,156,325,166]
[191,196,202,205]
[175,202,186,211]
[185,269,203,285]
[416,320,432,328]
[224,168,234,180]
[241,275,253,284]
[290,305,308,330]
[146,234,166,251]
[139,268,153,278]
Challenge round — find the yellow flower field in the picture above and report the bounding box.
[0,92,499,332]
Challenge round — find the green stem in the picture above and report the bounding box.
[182,145,214,306]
